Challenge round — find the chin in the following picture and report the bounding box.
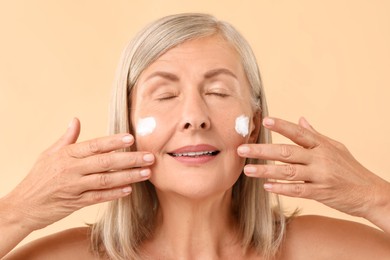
[151,172,239,201]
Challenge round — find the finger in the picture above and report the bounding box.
[263,181,314,198]
[299,117,345,149]
[78,168,151,192]
[46,118,81,154]
[72,151,155,174]
[298,117,315,132]
[65,133,135,158]
[80,186,133,206]
[244,164,312,182]
[263,117,320,149]
[238,143,312,164]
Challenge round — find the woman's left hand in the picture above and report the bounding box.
[237,117,390,223]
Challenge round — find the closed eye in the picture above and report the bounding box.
[206,92,229,98]
[155,91,179,101]
[157,95,177,101]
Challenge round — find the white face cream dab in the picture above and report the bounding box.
[136,117,156,136]
[235,115,249,137]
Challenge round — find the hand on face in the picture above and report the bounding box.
[5,118,154,231]
[237,116,390,219]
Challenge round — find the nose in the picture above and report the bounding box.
[179,93,210,131]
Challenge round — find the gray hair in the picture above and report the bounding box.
[91,13,286,259]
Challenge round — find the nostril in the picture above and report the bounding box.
[182,121,208,130]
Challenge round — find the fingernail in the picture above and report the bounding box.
[264,183,273,191]
[237,146,250,154]
[143,153,154,162]
[122,135,134,144]
[122,186,132,193]
[263,118,275,127]
[300,117,311,129]
[140,169,150,177]
[68,118,75,129]
[244,166,257,174]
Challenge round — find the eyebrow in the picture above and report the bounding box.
[144,68,238,83]
[204,68,238,80]
[144,71,180,82]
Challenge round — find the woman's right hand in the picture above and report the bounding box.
[3,118,154,232]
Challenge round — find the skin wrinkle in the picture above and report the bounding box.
[280,144,293,159]
[284,164,298,181]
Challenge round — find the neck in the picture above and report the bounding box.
[143,190,244,259]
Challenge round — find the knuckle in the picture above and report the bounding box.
[91,192,104,203]
[53,170,77,192]
[88,139,101,154]
[284,164,297,180]
[291,184,305,197]
[280,144,293,159]
[99,174,111,188]
[61,184,75,196]
[64,192,83,205]
[334,141,347,151]
[126,171,137,183]
[295,125,307,139]
[62,146,76,158]
[257,165,268,176]
[128,154,138,166]
[254,147,264,157]
[97,155,112,169]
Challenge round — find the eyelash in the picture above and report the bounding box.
[155,92,229,101]
[206,92,229,98]
[157,95,177,101]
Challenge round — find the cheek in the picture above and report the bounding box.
[208,98,253,139]
[133,116,175,153]
[235,115,250,137]
[213,112,252,144]
[135,117,156,136]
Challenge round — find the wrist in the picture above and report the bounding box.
[365,179,390,233]
[0,195,36,235]
[0,196,36,258]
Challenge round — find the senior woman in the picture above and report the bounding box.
[1,13,390,259]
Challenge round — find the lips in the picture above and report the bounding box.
[170,150,219,157]
[167,144,220,161]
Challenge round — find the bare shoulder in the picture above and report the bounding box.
[278,215,390,260]
[4,227,98,260]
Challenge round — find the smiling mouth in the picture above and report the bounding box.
[168,151,220,157]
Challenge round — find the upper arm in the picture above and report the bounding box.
[280,215,390,260]
[3,227,94,260]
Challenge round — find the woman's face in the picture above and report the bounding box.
[131,35,259,199]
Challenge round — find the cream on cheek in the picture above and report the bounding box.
[235,114,250,137]
[136,116,157,136]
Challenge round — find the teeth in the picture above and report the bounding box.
[171,151,216,157]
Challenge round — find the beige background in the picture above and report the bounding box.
[1,0,389,246]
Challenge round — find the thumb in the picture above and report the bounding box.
[47,118,81,153]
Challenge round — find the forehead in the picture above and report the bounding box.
[145,35,243,72]
[130,35,254,106]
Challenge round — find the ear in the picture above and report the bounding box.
[248,110,261,143]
